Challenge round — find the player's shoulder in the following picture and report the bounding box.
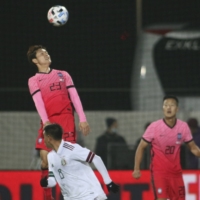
[52,68,69,75]
[47,150,55,160]
[28,74,38,85]
[149,119,163,127]
[176,119,188,126]
[62,141,80,151]
[28,74,36,81]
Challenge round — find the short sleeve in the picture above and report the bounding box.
[72,144,95,163]
[28,77,40,96]
[142,123,154,143]
[183,123,193,143]
[63,71,74,87]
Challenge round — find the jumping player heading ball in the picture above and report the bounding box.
[27,45,90,200]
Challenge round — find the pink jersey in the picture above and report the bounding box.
[28,69,74,117]
[143,119,193,176]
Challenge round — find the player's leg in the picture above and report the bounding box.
[168,176,185,200]
[36,125,54,200]
[151,174,169,200]
[40,150,54,200]
[50,113,76,143]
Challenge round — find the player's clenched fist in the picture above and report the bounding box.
[132,170,141,179]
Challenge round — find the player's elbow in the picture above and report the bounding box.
[92,154,104,165]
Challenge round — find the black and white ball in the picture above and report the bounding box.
[47,5,69,27]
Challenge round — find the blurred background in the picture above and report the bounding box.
[1,0,200,172]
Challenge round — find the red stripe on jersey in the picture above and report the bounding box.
[63,143,74,150]
[86,152,95,163]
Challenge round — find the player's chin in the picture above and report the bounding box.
[165,114,175,119]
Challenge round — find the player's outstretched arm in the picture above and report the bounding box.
[92,155,119,193]
[132,139,149,179]
[187,140,200,157]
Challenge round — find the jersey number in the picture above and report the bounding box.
[58,169,64,179]
[50,82,61,91]
[179,186,185,197]
[165,146,175,154]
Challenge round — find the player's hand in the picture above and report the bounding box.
[79,122,90,136]
[132,170,141,179]
[40,176,48,187]
[106,182,119,193]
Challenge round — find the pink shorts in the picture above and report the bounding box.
[151,173,185,200]
[35,113,76,152]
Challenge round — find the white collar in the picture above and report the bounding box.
[56,140,65,155]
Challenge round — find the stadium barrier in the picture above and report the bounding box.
[0,170,199,200]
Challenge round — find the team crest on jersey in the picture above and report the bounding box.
[176,133,182,144]
[61,158,67,166]
[57,72,64,82]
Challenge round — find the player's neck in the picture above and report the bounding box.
[38,65,50,73]
[164,117,176,127]
[52,141,62,152]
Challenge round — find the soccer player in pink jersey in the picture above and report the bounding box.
[27,45,90,200]
[133,95,200,200]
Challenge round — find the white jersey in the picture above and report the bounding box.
[48,140,107,200]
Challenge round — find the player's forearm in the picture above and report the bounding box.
[68,88,87,122]
[134,147,145,170]
[191,147,200,157]
[32,92,49,123]
[92,155,112,184]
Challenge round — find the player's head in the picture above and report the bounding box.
[43,124,63,148]
[162,95,179,119]
[27,45,51,67]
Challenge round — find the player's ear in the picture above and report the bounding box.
[32,58,38,64]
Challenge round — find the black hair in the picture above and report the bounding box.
[106,117,117,128]
[44,124,63,140]
[163,95,179,105]
[27,45,46,66]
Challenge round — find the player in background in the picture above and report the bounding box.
[132,95,200,200]
[27,45,90,200]
[40,123,119,200]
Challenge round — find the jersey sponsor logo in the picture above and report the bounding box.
[176,133,182,144]
[61,158,67,166]
[86,151,95,163]
[63,143,74,151]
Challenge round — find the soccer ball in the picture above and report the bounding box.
[47,5,69,27]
